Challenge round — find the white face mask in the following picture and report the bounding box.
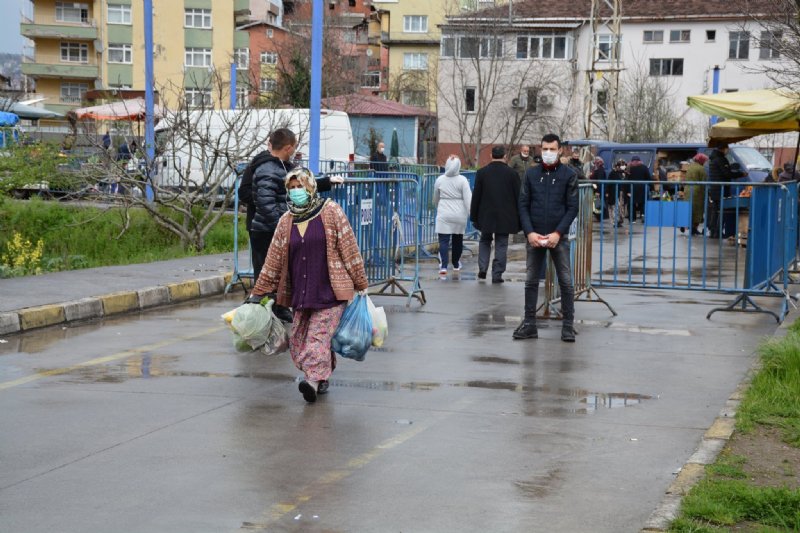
[541,151,559,165]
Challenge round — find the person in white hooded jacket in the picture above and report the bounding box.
[433,155,472,275]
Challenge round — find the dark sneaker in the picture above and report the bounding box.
[513,321,538,340]
[477,271,487,280]
[318,380,330,394]
[491,278,504,284]
[298,380,317,403]
[561,326,576,343]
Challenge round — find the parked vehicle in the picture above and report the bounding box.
[567,141,773,182]
[154,108,355,190]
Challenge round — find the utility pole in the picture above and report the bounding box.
[583,0,622,141]
[143,0,155,201]
[309,0,323,175]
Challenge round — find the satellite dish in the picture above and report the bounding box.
[366,49,373,57]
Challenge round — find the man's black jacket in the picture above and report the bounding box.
[519,163,578,237]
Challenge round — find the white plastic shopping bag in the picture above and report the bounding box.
[366,295,388,348]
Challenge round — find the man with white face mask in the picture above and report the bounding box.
[515,133,579,342]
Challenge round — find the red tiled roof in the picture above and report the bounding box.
[459,0,753,21]
[322,94,434,117]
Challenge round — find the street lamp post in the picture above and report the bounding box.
[143,0,155,201]
[309,0,323,175]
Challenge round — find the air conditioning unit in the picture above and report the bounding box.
[511,97,526,109]
[538,94,553,107]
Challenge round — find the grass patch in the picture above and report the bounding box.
[669,319,800,532]
[0,199,247,276]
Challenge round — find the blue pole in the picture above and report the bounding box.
[309,0,323,175]
[710,65,720,126]
[143,0,155,202]
[230,62,237,110]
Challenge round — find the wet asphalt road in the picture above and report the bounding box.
[0,274,781,533]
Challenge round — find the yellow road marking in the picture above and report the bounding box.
[0,325,225,391]
[243,399,471,530]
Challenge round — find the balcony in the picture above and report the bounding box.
[20,14,98,41]
[21,54,99,80]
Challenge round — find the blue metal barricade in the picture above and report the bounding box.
[591,179,797,322]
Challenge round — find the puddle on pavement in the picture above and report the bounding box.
[472,356,520,365]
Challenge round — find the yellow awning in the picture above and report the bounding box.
[709,118,800,143]
[687,89,800,125]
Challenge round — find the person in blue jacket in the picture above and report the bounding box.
[514,133,579,343]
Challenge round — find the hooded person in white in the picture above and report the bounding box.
[433,155,472,275]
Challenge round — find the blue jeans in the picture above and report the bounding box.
[524,240,574,326]
[438,233,463,268]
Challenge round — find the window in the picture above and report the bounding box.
[649,58,684,76]
[236,87,249,108]
[403,52,428,70]
[60,82,87,103]
[464,87,476,113]
[108,4,131,24]
[643,30,663,43]
[108,43,132,64]
[515,34,572,60]
[260,77,276,92]
[597,34,619,61]
[706,30,716,42]
[234,48,249,70]
[459,37,479,58]
[403,15,428,33]
[185,8,211,29]
[401,90,427,107]
[361,71,380,88]
[759,31,782,59]
[343,30,357,44]
[260,51,278,64]
[185,48,212,67]
[480,37,503,58]
[729,31,750,59]
[441,36,455,57]
[669,30,690,43]
[267,28,274,38]
[185,88,211,108]
[597,90,608,115]
[56,2,88,23]
[60,42,88,63]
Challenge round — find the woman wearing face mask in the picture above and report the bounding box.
[245,167,369,404]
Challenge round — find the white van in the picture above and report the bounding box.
[154,108,354,190]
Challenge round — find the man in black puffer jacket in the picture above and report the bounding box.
[239,128,338,278]
[515,133,579,343]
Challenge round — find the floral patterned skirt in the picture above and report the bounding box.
[289,304,345,382]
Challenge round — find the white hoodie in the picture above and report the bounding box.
[433,157,472,234]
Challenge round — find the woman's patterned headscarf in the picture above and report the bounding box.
[285,167,327,222]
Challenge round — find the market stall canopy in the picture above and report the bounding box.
[708,118,799,143]
[687,89,800,126]
[71,98,163,121]
[0,98,64,119]
[0,111,20,127]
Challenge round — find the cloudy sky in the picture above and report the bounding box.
[0,0,30,55]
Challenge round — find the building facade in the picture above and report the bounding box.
[436,0,791,165]
[21,0,251,114]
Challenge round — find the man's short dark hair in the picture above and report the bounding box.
[491,145,506,159]
[269,128,297,150]
[541,133,561,146]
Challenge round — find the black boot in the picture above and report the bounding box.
[561,325,576,343]
[513,320,538,340]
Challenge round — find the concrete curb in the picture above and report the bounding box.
[640,321,792,532]
[0,272,233,336]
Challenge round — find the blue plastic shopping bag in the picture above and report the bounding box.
[331,294,373,361]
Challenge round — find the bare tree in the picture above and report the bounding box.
[437,7,577,166]
[615,59,696,143]
[76,70,301,251]
[738,0,800,91]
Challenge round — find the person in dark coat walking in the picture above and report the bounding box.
[238,128,340,279]
[627,155,651,220]
[370,142,388,172]
[470,145,521,283]
[514,133,579,343]
[707,142,747,238]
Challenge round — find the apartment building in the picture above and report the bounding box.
[435,0,789,163]
[20,0,252,114]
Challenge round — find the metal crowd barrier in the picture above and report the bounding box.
[538,183,616,319]
[591,179,797,322]
[225,168,426,306]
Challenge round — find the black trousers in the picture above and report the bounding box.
[249,230,274,279]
